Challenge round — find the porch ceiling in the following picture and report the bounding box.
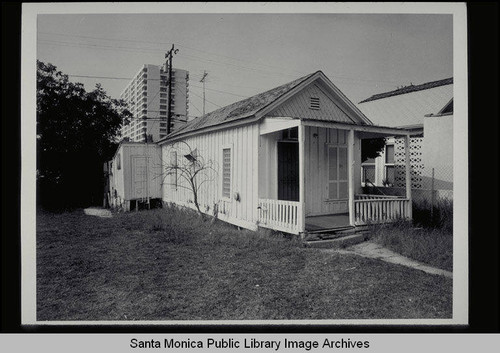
[260,117,300,135]
[301,119,411,137]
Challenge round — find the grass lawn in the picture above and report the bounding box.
[370,221,453,272]
[37,207,452,321]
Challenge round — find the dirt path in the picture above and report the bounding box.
[83,207,112,218]
[332,241,453,279]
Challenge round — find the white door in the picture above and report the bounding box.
[131,156,148,199]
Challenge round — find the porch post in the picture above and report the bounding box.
[348,129,355,226]
[404,134,413,220]
[298,122,306,235]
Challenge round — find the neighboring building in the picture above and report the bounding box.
[120,64,189,142]
[157,71,414,236]
[422,99,454,199]
[357,78,453,200]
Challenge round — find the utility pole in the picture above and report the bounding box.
[165,44,179,134]
[199,70,208,115]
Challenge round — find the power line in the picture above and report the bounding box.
[175,83,204,116]
[188,89,222,109]
[39,36,402,85]
[189,84,249,98]
[38,31,308,76]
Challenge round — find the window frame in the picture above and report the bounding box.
[117,153,121,170]
[170,150,177,190]
[383,143,395,186]
[220,144,233,201]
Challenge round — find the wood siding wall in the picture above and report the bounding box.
[162,123,260,230]
[267,83,355,123]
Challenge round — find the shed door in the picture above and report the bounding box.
[131,156,148,199]
[277,142,299,201]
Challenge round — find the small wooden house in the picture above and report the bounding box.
[158,71,414,236]
[105,142,163,211]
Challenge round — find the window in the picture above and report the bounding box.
[384,144,395,186]
[117,153,121,170]
[361,157,375,185]
[328,145,348,200]
[222,148,231,198]
[310,97,320,110]
[170,151,177,189]
[282,127,298,141]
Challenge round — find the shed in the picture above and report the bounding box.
[106,142,163,211]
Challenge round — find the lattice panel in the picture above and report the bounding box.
[394,137,424,189]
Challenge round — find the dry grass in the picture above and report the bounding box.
[37,207,452,321]
[370,220,453,272]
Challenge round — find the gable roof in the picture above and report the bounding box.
[160,71,372,142]
[357,77,453,128]
[359,77,453,104]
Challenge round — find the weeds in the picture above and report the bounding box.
[370,219,453,272]
[37,206,453,321]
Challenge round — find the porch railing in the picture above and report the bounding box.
[355,194,402,200]
[354,196,411,225]
[257,199,302,234]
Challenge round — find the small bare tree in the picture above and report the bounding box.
[160,141,218,217]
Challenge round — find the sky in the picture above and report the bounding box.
[37,11,453,119]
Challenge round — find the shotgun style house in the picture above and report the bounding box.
[157,71,415,236]
[357,78,453,201]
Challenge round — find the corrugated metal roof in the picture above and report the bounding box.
[165,72,317,139]
[357,80,453,128]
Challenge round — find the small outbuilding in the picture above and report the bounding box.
[105,142,163,211]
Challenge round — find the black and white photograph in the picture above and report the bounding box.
[20,3,469,326]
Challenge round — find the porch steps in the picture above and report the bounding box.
[305,225,354,235]
[303,229,371,249]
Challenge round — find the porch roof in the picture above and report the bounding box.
[259,117,412,138]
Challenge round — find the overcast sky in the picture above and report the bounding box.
[37,12,453,119]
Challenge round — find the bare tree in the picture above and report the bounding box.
[160,141,218,217]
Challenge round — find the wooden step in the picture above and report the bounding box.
[305,225,354,234]
[303,230,371,249]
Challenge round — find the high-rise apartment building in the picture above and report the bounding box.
[120,64,189,142]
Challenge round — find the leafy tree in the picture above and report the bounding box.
[37,60,132,209]
[361,137,387,162]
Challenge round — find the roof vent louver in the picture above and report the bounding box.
[310,97,320,110]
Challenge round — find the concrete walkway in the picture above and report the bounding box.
[332,241,453,278]
[83,207,112,218]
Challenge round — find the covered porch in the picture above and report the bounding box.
[256,117,413,235]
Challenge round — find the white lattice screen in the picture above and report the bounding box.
[394,137,424,189]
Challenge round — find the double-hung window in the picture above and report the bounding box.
[361,157,375,185]
[384,144,395,186]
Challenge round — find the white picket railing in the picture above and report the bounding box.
[355,194,403,200]
[354,198,411,225]
[257,199,302,234]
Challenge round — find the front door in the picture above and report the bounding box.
[277,142,299,201]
